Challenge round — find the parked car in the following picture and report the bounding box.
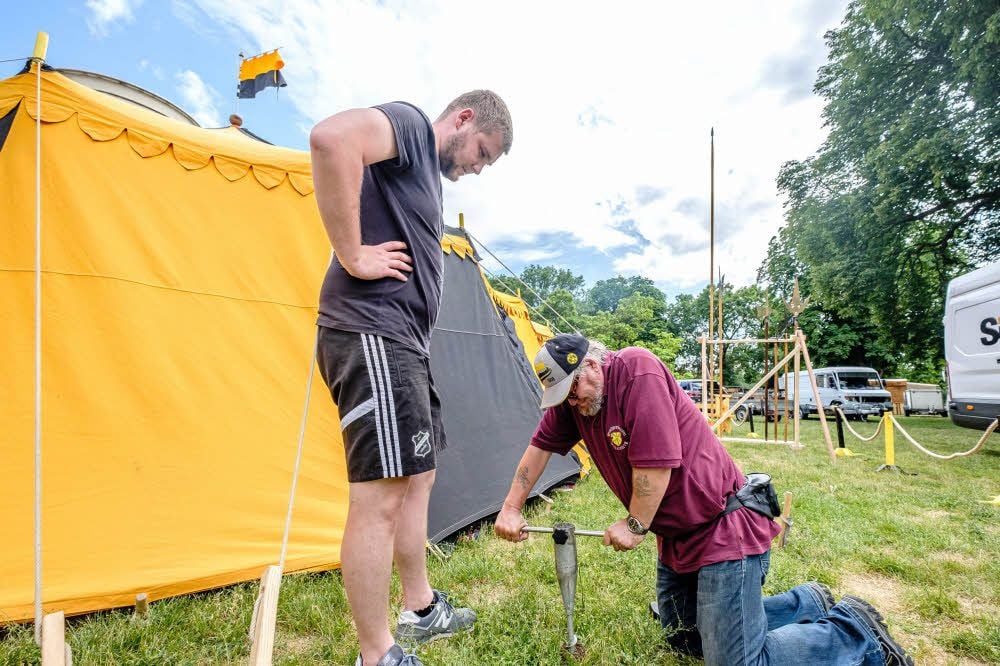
[677,379,724,404]
[945,261,1000,430]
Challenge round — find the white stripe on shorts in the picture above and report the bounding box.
[360,334,391,478]
[339,397,374,431]
[374,336,403,476]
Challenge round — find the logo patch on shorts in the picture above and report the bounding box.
[607,425,628,450]
[412,430,432,458]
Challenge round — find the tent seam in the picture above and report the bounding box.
[0,268,319,309]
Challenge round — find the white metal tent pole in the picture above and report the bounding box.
[32,31,49,646]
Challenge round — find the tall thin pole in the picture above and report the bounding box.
[717,269,724,394]
[708,128,715,405]
[236,51,244,115]
[32,30,49,646]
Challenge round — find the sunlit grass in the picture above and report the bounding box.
[2,417,997,664]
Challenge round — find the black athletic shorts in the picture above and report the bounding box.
[316,326,446,483]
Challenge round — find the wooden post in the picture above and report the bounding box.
[777,492,793,548]
[249,565,283,665]
[793,341,801,447]
[41,611,66,666]
[797,330,836,462]
[711,346,798,432]
[700,336,708,417]
[135,593,149,617]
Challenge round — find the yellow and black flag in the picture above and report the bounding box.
[238,50,287,99]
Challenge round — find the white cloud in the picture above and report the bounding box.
[175,70,222,127]
[85,0,144,37]
[189,0,847,292]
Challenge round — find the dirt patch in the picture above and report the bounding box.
[923,509,952,520]
[840,572,904,614]
[280,635,318,657]
[928,551,977,568]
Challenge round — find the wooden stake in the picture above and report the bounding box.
[135,593,149,617]
[41,611,66,666]
[777,492,793,547]
[249,565,283,665]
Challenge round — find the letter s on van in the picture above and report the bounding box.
[981,317,1000,346]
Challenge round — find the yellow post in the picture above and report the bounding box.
[458,212,465,229]
[876,413,903,472]
[884,413,895,466]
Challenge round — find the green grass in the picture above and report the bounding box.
[2,417,998,664]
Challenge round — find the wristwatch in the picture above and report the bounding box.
[626,514,649,535]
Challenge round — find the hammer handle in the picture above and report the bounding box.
[522,526,605,537]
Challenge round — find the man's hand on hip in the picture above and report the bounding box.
[341,241,413,281]
[494,505,528,542]
[603,519,645,552]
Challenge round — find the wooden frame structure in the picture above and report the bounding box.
[701,329,836,462]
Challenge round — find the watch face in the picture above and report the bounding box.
[627,515,647,534]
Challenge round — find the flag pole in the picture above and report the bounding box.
[236,51,244,115]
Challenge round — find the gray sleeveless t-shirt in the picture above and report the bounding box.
[317,102,444,356]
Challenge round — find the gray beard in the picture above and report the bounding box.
[578,380,604,417]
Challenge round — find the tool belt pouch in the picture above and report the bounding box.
[724,473,781,519]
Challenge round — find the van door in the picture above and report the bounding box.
[946,262,1000,429]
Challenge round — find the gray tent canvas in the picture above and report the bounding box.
[428,226,581,542]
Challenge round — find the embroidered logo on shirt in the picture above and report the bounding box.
[607,425,628,449]
[412,430,432,458]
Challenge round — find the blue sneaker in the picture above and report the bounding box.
[394,590,476,645]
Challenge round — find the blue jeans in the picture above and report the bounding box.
[656,551,885,666]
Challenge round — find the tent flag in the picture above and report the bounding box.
[238,50,287,99]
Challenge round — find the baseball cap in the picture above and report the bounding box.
[534,334,589,408]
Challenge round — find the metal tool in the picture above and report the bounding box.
[522,523,604,656]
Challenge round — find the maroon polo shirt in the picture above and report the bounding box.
[530,347,780,573]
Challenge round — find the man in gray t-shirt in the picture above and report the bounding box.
[310,91,512,666]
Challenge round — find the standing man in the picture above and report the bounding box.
[310,91,512,666]
[495,334,914,666]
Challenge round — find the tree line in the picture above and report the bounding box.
[487,0,998,387]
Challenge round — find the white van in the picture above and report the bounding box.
[782,367,892,418]
[944,261,1000,430]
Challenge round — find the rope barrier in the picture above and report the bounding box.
[833,407,999,462]
[888,414,998,461]
[833,407,884,441]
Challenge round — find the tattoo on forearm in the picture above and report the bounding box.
[635,473,653,498]
[516,465,531,489]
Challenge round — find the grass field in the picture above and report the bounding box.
[2,416,998,665]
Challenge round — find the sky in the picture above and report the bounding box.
[1,0,850,299]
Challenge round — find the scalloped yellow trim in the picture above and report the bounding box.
[7,91,314,195]
[441,233,475,259]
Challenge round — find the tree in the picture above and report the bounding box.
[489,264,585,308]
[586,276,666,314]
[761,0,999,380]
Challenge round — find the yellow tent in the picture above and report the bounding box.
[1,64,349,621]
[1,64,582,622]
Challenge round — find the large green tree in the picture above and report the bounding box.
[762,0,999,381]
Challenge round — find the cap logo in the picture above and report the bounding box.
[566,352,578,365]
